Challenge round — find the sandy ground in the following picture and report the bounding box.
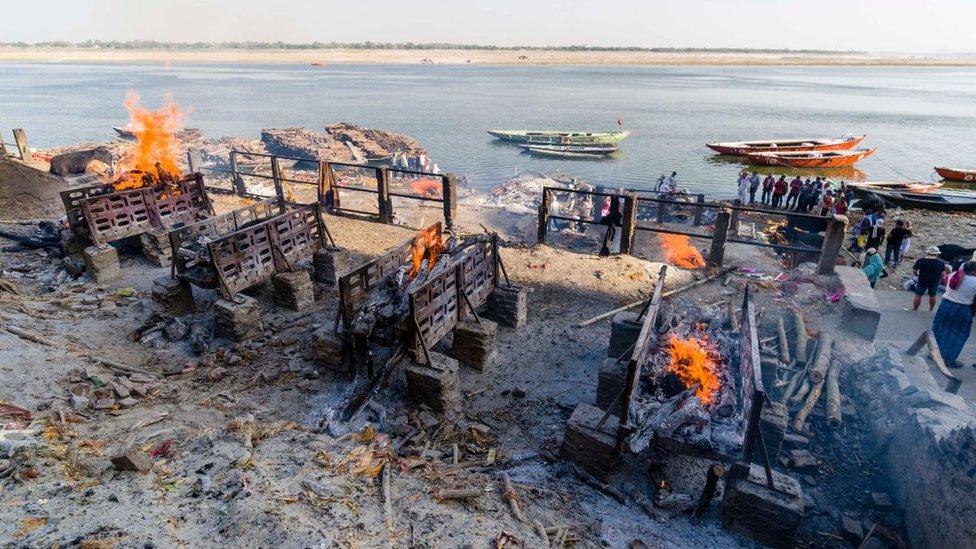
[1,47,975,66]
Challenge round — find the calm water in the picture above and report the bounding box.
[1,63,975,198]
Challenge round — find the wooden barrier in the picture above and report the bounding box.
[739,284,774,487]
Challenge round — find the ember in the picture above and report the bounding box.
[666,335,722,406]
[114,91,185,190]
[657,234,705,269]
[410,178,442,198]
[408,225,445,279]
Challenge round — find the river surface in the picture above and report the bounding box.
[1,63,974,198]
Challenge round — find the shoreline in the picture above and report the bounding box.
[1,47,975,66]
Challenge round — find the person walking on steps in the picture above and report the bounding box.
[912,246,947,311]
[862,247,884,288]
[932,260,976,368]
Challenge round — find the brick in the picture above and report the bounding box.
[312,247,346,285]
[721,462,804,548]
[151,276,195,314]
[485,284,527,329]
[111,448,152,472]
[560,403,620,481]
[214,295,262,341]
[83,245,121,284]
[272,270,314,311]
[312,326,346,371]
[595,358,627,414]
[404,352,460,413]
[608,311,642,358]
[451,318,497,371]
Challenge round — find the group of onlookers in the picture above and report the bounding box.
[737,172,853,217]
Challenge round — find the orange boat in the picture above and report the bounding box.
[935,167,976,182]
[706,134,864,156]
[743,148,875,168]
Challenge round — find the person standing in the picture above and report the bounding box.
[862,248,884,288]
[932,260,976,367]
[819,191,834,217]
[772,175,788,208]
[834,194,848,216]
[787,176,802,209]
[668,171,678,191]
[748,172,761,204]
[912,246,947,311]
[655,174,667,193]
[885,220,912,267]
[899,220,913,263]
[736,172,750,204]
[760,174,775,205]
[866,213,886,250]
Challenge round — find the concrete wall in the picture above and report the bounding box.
[851,346,976,548]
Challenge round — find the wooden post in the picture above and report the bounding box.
[230,151,246,196]
[620,193,638,255]
[186,149,202,173]
[376,167,392,224]
[271,156,285,201]
[693,463,726,517]
[656,199,666,224]
[12,128,29,161]
[693,194,705,226]
[537,188,551,244]
[708,209,731,268]
[816,214,849,275]
[729,199,742,236]
[442,174,458,230]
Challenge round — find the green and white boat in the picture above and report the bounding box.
[487,129,631,146]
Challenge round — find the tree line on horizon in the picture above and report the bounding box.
[0,40,863,55]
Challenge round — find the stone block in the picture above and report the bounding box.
[608,311,642,358]
[595,358,627,414]
[272,270,314,311]
[721,462,804,548]
[61,228,89,257]
[486,284,527,329]
[140,229,172,267]
[151,276,196,314]
[756,401,788,464]
[312,326,346,371]
[451,318,497,371]
[214,295,262,341]
[111,448,152,472]
[83,244,121,284]
[404,352,460,413]
[560,403,621,481]
[835,266,880,340]
[313,247,345,285]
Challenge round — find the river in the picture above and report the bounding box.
[1,62,974,198]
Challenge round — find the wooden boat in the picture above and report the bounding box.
[860,187,976,212]
[743,148,875,168]
[113,126,136,139]
[848,180,943,198]
[524,146,615,159]
[935,166,976,182]
[517,143,619,154]
[706,135,864,156]
[487,129,630,145]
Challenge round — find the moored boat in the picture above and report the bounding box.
[860,187,976,212]
[488,129,631,145]
[935,166,976,182]
[517,143,619,154]
[706,135,864,156]
[743,148,875,168]
[113,126,136,139]
[524,146,616,159]
[847,180,943,198]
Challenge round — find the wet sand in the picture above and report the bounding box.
[1,47,974,66]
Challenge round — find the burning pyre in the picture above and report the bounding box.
[658,233,706,269]
[666,334,722,407]
[113,92,185,190]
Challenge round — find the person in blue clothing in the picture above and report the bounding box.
[862,247,884,288]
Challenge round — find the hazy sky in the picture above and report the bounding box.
[2,0,975,53]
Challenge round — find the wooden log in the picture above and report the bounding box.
[726,300,740,332]
[792,310,809,366]
[382,463,393,531]
[793,377,826,431]
[501,473,525,523]
[533,520,550,547]
[435,488,482,500]
[788,376,810,408]
[778,364,806,406]
[808,332,833,384]
[693,463,726,517]
[825,359,842,429]
[572,464,625,503]
[777,317,791,364]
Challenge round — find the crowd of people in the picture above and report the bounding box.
[736,171,853,217]
[392,151,439,174]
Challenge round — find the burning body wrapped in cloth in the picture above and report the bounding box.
[625,311,742,456]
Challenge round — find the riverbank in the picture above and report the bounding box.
[2,47,975,66]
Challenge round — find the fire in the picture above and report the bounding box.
[408,226,445,280]
[410,178,443,198]
[666,335,722,406]
[114,91,184,190]
[657,234,705,269]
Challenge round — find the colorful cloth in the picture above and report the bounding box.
[932,299,974,365]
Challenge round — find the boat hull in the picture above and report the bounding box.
[865,190,976,212]
[488,129,630,145]
[706,135,864,156]
[744,149,875,168]
[935,166,976,182]
[524,147,614,159]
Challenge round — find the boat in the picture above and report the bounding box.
[524,146,616,159]
[706,135,864,156]
[517,143,619,154]
[113,126,136,139]
[487,129,631,145]
[935,166,976,182]
[847,180,943,198]
[859,187,976,212]
[743,148,875,168]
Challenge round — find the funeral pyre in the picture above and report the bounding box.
[112,92,186,190]
[626,309,743,457]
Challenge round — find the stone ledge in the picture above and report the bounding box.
[835,265,880,340]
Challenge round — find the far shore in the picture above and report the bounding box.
[1,47,975,66]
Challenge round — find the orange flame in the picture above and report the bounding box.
[658,234,705,269]
[666,335,722,406]
[114,91,184,190]
[410,178,443,198]
[408,226,445,280]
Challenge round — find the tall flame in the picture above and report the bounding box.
[666,335,722,406]
[114,91,184,189]
[658,234,705,269]
[408,226,445,280]
[410,178,443,198]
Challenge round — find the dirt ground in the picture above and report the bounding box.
[0,161,909,548]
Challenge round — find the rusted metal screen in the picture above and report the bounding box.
[153,174,214,229]
[270,205,323,271]
[457,237,497,315]
[618,266,669,431]
[739,284,766,463]
[410,264,459,352]
[60,183,117,230]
